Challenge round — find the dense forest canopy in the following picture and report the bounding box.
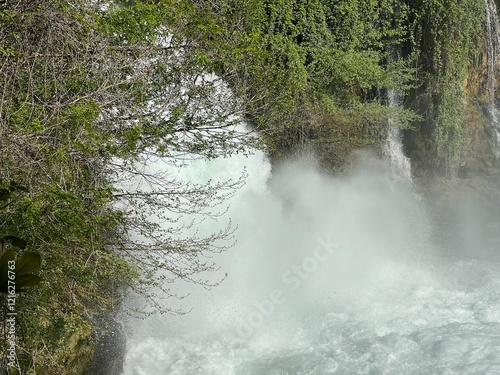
[0,0,494,373]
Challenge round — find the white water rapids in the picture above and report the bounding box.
[121,145,500,375]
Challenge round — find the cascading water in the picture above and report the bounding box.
[383,88,412,182]
[485,0,500,156]
[121,139,500,374]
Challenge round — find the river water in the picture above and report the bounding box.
[122,148,500,375]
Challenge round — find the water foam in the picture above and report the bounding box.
[123,151,500,375]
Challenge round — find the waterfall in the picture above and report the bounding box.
[382,44,412,183]
[121,147,500,374]
[383,87,412,183]
[485,0,500,156]
[118,48,500,375]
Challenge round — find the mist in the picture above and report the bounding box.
[123,150,500,375]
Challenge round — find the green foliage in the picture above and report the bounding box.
[171,0,417,164]
[0,185,41,294]
[0,250,42,293]
[323,0,409,50]
[0,0,256,372]
[0,0,488,372]
[409,0,485,175]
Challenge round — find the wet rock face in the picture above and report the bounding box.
[83,316,126,375]
[423,116,500,261]
[430,180,500,261]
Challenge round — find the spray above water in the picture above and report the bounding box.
[122,148,500,375]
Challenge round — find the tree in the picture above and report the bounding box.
[0,0,258,371]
